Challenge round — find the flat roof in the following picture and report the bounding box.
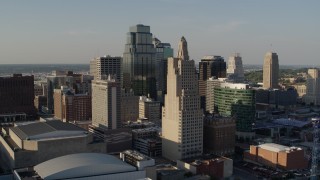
[259,143,288,152]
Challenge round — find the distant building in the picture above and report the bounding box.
[304,68,320,105]
[90,55,122,82]
[244,143,308,170]
[121,89,140,122]
[227,53,244,83]
[199,56,226,109]
[205,77,226,113]
[293,84,307,98]
[214,83,255,140]
[0,74,36,118]
[139,96,161,123]
[34,95,47,113]
[203,115,236,155]
[92,78,120,130]
[13,153,147,180]
[263,52,279,89]
[0,120,106,170]
[162,37,203,161]
[123,24,157,99]
[255,88,298,108]
[54,86,92,122]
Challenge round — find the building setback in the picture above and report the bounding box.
[92,78,120,130]
[263,52,279,89]
[162,37,203,161]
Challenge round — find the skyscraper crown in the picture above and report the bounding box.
[177,36,189,60]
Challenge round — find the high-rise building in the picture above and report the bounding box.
[92,77,120,130]
[214,83,255,140]
[263,52,279,89]
[90,55,122,82]
[0,74,36,118]
[139,96,161,123]
[304,68,320,105]
[153,37,174,102]
[162,37,203,161]
[121,89,140,122]
[123,24,157,99]
[205,77,226,113]
[227,53,244,83]
[198,56,226,109]
[54,86,92,122]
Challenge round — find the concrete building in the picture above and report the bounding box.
[177,157,233,179]
[92,78,120,130]
[13,153,146,180]
[227,53,244,83]
[263,52,279,89]
[132,127,162,157]
[0,74,36,118]
[120,150,155,171]
[293,84,307,98]
[139,96,161,123]
[255,88,298,108]
[121,89,140,122]
[123,24,157,99]
[162,37,203,161]
[34,95,47,113]
[203,115,235,155]
[153,37,174,102]
[198,56,226,109]
[0,120,106,170]
[304,68,320,105]
[205,77,226,113]
[214,83,255,140]
[244,143,308,170]
[54,86,92,122]
[90,55,122,82]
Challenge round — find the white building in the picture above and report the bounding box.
[162,37,203,161]
[304,68,320,105]
[227,53,244,83]
[206,77,226,113]
[263,52,279,89]
[92,77,120,130]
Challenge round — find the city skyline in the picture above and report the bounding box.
[0,0,319,65]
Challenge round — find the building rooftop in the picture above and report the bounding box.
[34,153,136,180]
[272,118,310,128]
[11,120,86,140]
[259,143,288,152]
[122,150,152,161]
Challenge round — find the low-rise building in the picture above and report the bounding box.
[120,150,155,170]
[244,143,308,170]
[132,127,162,157]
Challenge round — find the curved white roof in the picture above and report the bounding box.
[34,153,136,180]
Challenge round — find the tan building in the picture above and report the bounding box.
[92,78,120,130]
[244,143,308,170]
[263,52,279,89]
[139,96,161,123]
[304,68,320,105]
[203,115,235,155]
[162,37,203,161]
[205,77,226,113]
[121,89,139,122]
[54,86,92,122]
[0,120,106,171]
[293,84,307,98]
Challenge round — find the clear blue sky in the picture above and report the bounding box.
[0,0,319,65]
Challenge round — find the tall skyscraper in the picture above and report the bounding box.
[198,55,226,109]
[304,68,320,105]
[214,83,255,140]
[162,37,203,161]
[153,37,174,102]
[263,52,279,89]
[227,53,244,83]
[123,24,157,99]
[92,77,120,130]
[90,55,122,82]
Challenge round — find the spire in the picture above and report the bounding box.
[177,36,189,60]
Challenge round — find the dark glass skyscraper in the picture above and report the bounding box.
[123,24,156,99]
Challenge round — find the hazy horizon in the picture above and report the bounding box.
[0,0,319,65]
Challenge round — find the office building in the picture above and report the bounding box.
[199,56,226,109]
[263,52,279,89]
[203,115,236,155]
[54,86,92,122]
[90,55,122,82]
[13,153,146,180]
[227,53,244,83]
[293,84,307,98]
[132,127,162,157]
[0,74,36,118]
[244,143,308,170]
[153,37,174,102]
[139,96,161,123]
[92,78,120,130]
[304,68,320,105]
[121,89,140,122]
[205,77,226,113]
[0,120,106,170]
[214,83,255,140]
[123,24,157,98]
[255,88,298,108]
[162,37,203,161]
